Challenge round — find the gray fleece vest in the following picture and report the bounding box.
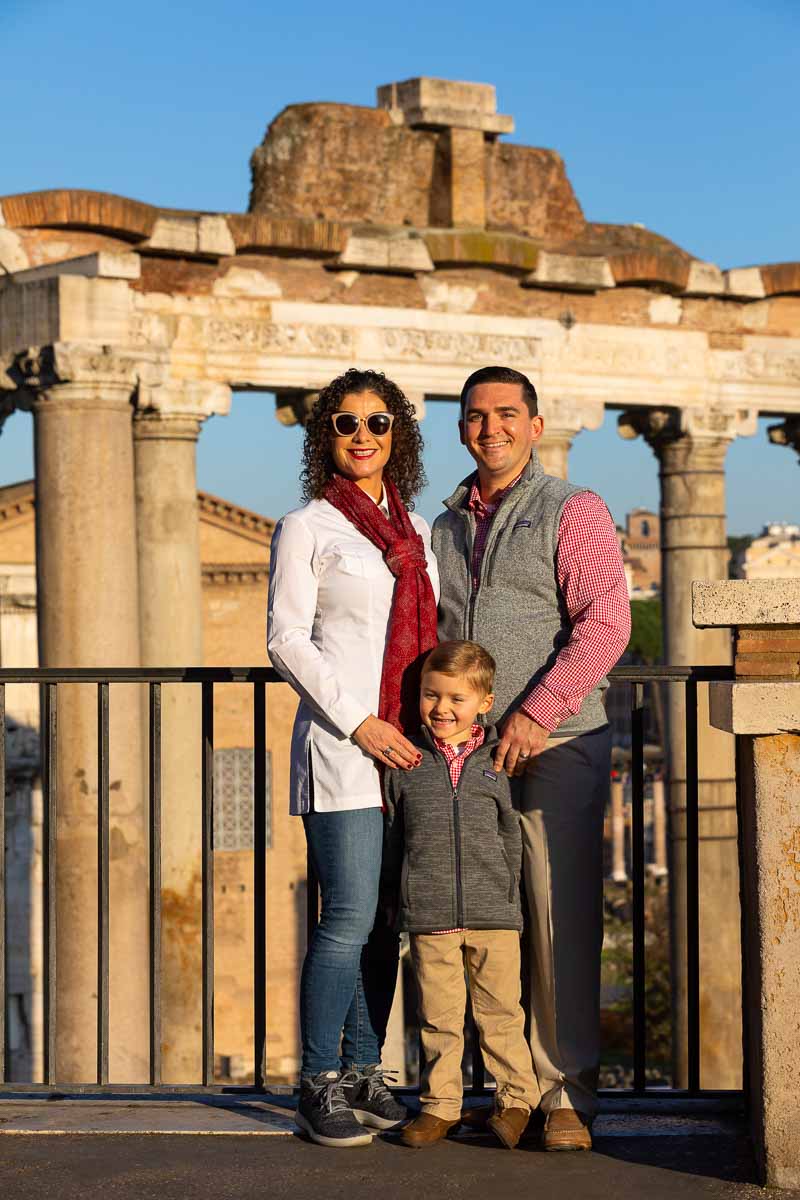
[432,453,609,736]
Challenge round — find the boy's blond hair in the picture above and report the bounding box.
[422,640,496,697]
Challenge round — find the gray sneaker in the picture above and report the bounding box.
[341,1064,408,1130]
[296,1070,374,1147]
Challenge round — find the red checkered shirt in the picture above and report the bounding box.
[429,724,485,933]
[468,467,631,733]
[433,723,485,790]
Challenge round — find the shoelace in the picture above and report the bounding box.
[308,1074,350,1115]
[343,1066,398,1102]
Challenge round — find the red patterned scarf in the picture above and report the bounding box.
[323,474,438,733]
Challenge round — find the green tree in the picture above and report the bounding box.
[727,534,752,579]
[628,597,662,664]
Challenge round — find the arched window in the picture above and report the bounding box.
[640,519,650,538]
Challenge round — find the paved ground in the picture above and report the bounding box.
[0,1126,786,1200]
[0,1098,795,1199]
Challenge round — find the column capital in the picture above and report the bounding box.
[767,415,800,463]
[540,397,604,439]
[135,371,231,425]
[618,405,757,468]
[1,342,138,414]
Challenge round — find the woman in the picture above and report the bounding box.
[268,369,439,1147]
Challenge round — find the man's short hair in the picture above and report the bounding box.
[459,365,538,417]
[422,640,496,696]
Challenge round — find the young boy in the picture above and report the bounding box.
[382,640,540,1149]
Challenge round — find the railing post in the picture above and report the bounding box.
[695,580,800,1188]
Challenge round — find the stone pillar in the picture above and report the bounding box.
[618,405,756,1089]
[694,579,800,1190]
[610,777,627,883]
[537,400,604,480]
[19,345,148,1082]
[448,128,486,228]
[650,777,668,878]
[133,380,230,1082]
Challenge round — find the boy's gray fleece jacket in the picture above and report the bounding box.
[382,726,523,934]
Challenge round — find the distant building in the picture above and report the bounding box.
[733,523,800,580]
[617,508,661,597]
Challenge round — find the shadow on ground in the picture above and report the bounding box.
[1,1129,795,1200]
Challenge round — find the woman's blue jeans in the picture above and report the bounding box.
[301,806,399,1077]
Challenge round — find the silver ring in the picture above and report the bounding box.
[518,752,530,759]
[383,746,393,757]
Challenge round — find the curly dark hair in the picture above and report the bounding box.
[300,369,426,507]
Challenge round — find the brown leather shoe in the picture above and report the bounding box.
[458,1104,493,1131]
[401,1112,460,1148]
[487,1106,530,1150]
[542,1108,592,1151]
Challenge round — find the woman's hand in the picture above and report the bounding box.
[352,715,421,770]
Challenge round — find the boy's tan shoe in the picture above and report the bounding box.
[487,1106,530,1149]
[401,1113,460,1148]
[542,1108,593,1151]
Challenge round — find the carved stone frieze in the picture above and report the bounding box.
[541,335,698,379]
[710,347,800,383]
[205,319,356,356]
[381,327,539,364]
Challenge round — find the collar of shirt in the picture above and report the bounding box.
[467,466,526,519]
[433,724,485,761]
[366,484,389,519]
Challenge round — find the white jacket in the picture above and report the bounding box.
[267,496,439,814]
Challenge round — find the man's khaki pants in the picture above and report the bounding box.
[516,725,611,1118]
[410,928,540,1121]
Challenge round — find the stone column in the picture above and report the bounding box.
[133,380,230,1082]
[15,344,148,1082]
[537,400,604,480]
[650,777,668,878]
[610,777,627,883]
[694,579,800,1189]
[618,405,756,1089]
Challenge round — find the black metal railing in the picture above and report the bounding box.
[0,665,738,1102]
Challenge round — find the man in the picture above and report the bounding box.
[432,365,631,1150]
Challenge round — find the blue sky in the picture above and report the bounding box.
[2,0,798,532]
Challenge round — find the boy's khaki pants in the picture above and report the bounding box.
[410,928,541,1121]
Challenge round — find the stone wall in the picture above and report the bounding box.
[249,101,585,242]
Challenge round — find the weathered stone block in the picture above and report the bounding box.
[684,260,724,295]
[8,252,140,282]
[377,77,513,135]
[212,268,282,297]
[198,216,235,258]
[693,580,800,628]
[147,216,198,254]
[333,233,433,274]
[724,267,766,300]
[523,251,614,292]
[0,227,30,273]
